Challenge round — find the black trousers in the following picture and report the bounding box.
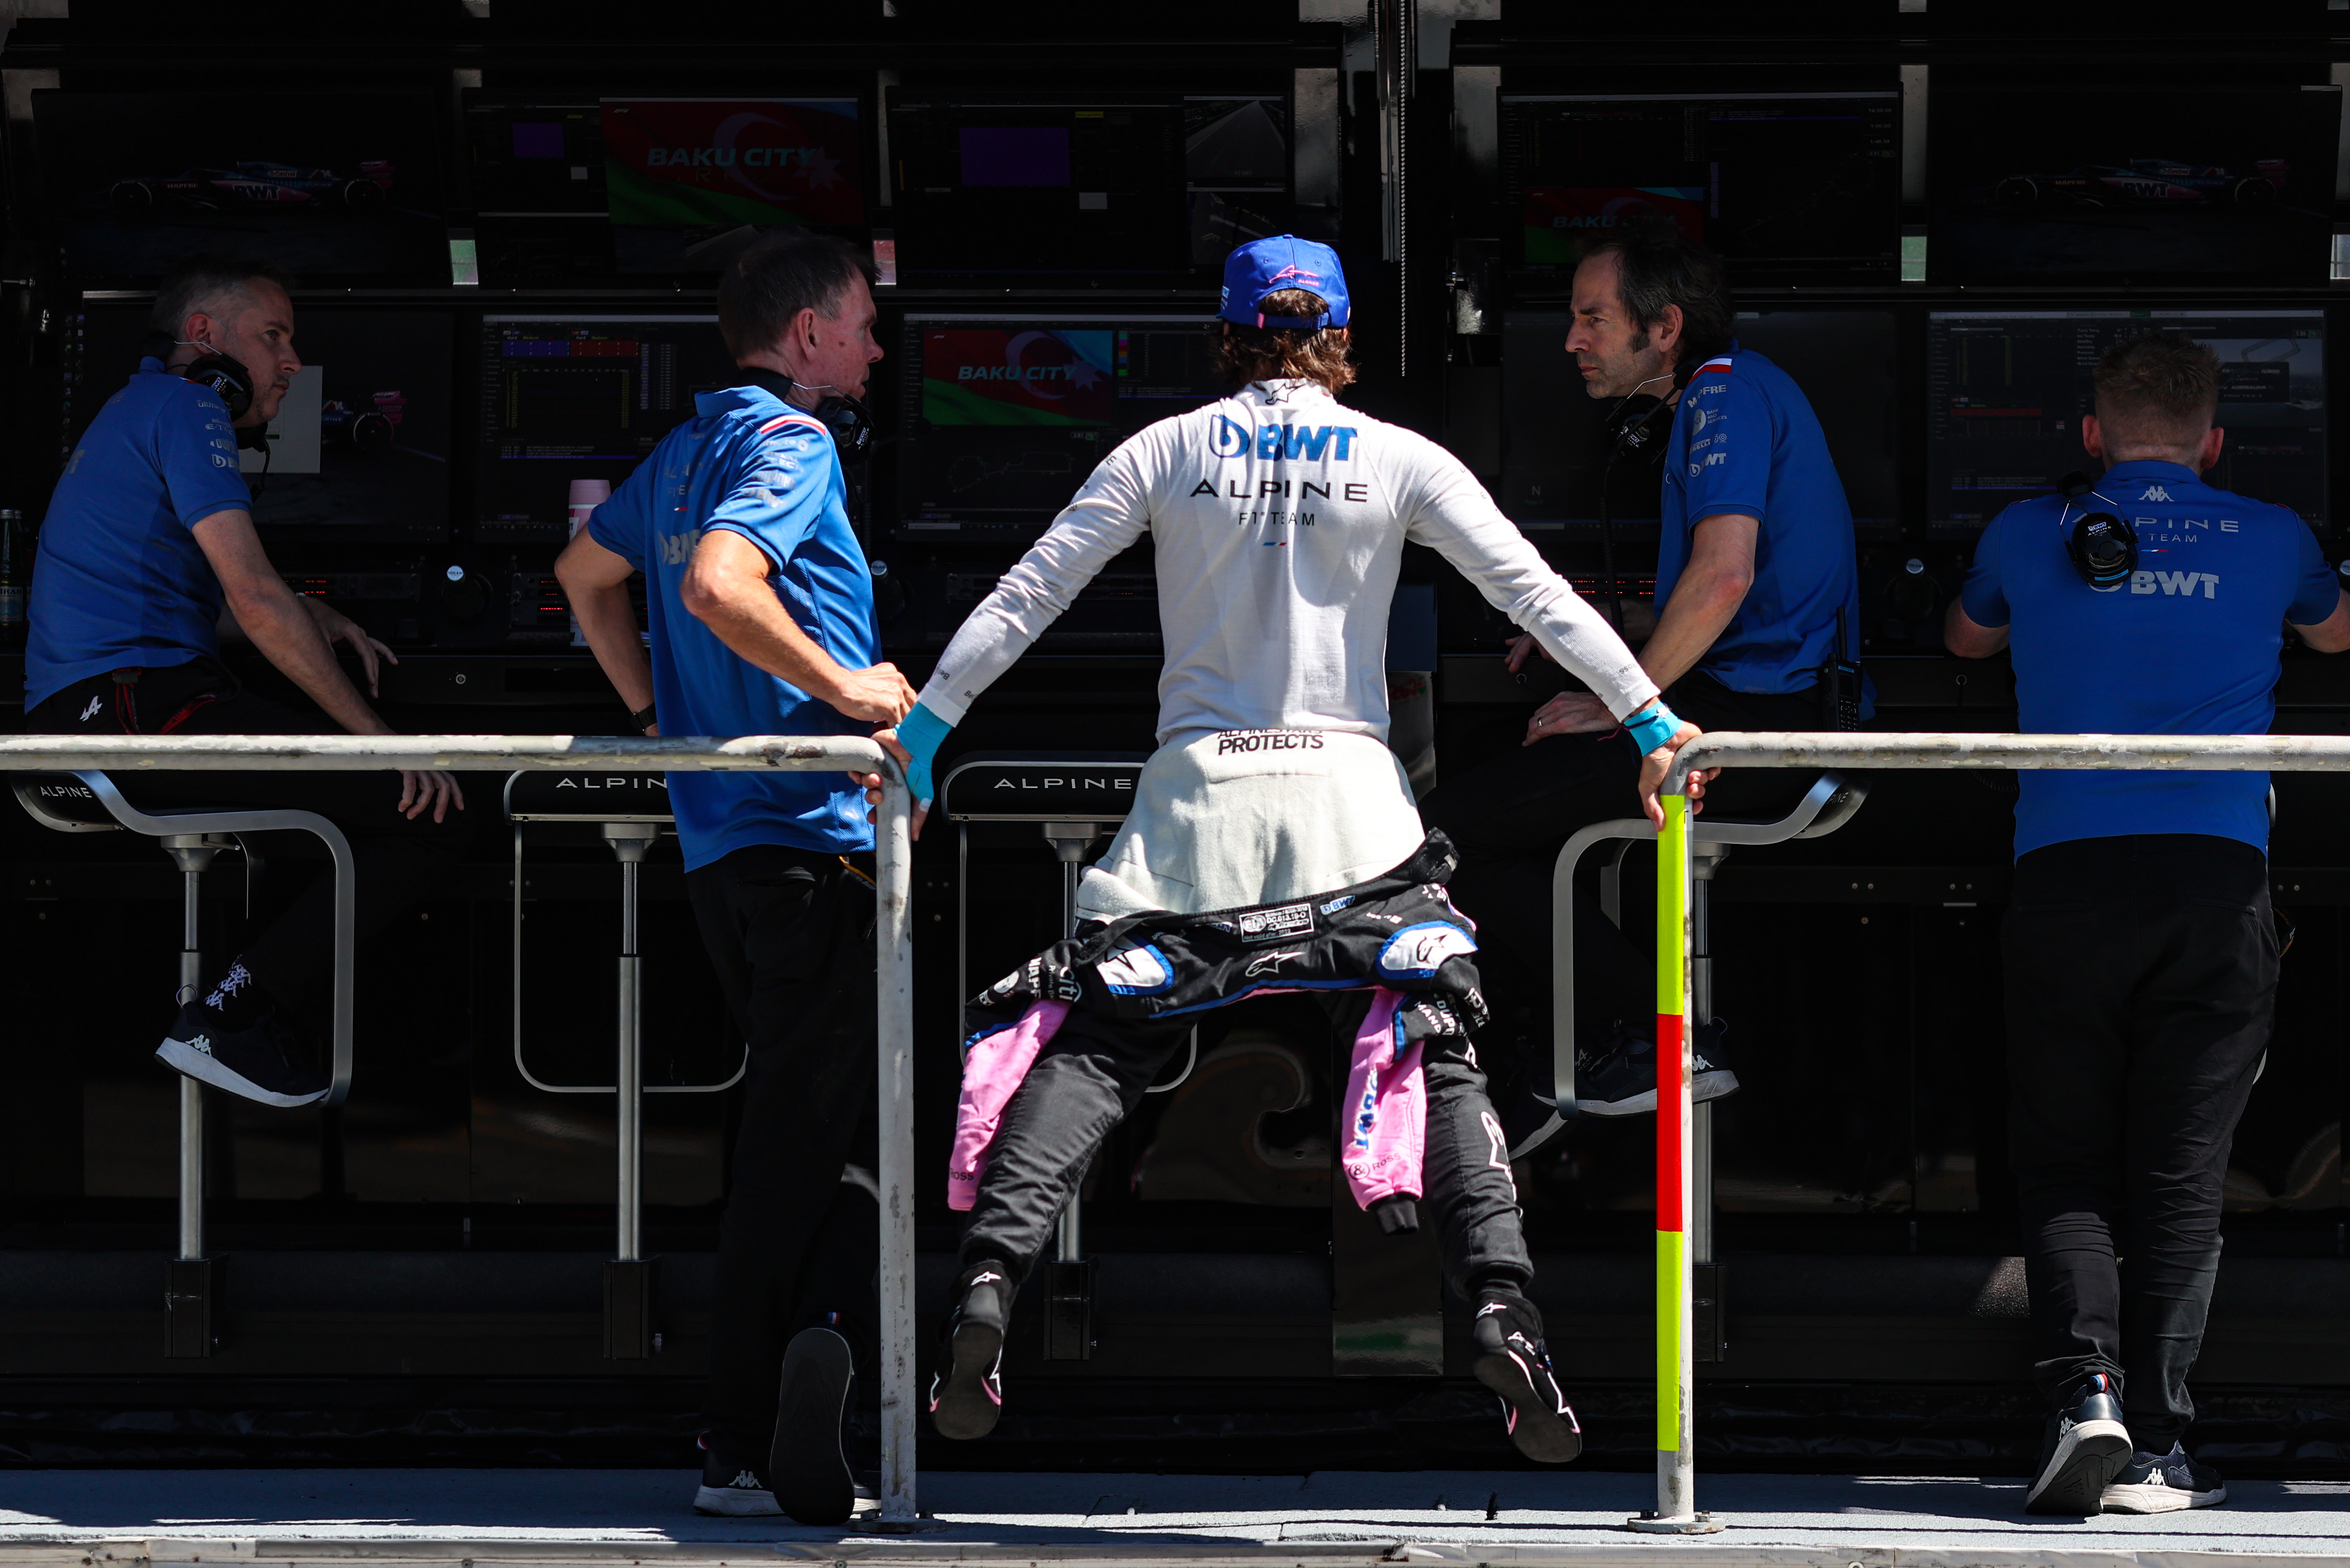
[2004,834,2277,1448]
[24,658,471,1015]
[1420,672,1824,1065]
[960,994,1534,1300]
[688,843,880,1451]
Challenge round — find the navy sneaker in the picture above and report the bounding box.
[929,1263,1013,1441]
[1470,1290,1582,1464]
[691,1434,780,1517]
[155,993,327,1109]
[768,1327,857,1525]
[1574,1019,1737,1118]
[2102,1443,2227,1514]
[2025,1373,2133,1516]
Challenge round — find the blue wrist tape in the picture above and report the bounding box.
[895,700,951,805]
[1621,702,1681,756]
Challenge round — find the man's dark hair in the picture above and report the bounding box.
[717,233,878,362]
[2093,330,2221,455]
[1582,228,1733,374]
[1207,288,1358,395]
[150,254,292,337]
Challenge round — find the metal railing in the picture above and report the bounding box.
[1637,729,2350,1535]
[0,732,919,1526]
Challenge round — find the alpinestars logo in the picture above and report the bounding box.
[2141,485,2174,503]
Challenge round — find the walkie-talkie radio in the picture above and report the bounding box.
[1818,608,1863,731]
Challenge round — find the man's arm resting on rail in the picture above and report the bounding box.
[1522,512,1757,744]
[555,528,660,733]
[680,529,917,723]
[1943,597,2010,658]
[190,509,463,820]
[2292,589,2350,653]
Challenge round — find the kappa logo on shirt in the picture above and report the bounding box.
[2141,485,2175,503]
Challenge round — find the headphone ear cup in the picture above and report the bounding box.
[179,352,254,422]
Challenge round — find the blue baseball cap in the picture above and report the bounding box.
[1218,235,1350,330]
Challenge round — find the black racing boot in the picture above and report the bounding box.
[929,1263,1013,1441]
[1471,1288,1583,1463]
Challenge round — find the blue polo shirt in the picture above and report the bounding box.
[25,359,254,708]
[1657,343,1871,712]
[1960,460,2339,857]
[588,384,879,869]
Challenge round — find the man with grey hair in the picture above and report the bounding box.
[24,253,468,1110]
[559,231,909,1526]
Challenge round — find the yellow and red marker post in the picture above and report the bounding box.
[1627,787,1722,1534]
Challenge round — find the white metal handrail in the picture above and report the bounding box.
[0,733,918,1527]
[1635,729,2345,1537]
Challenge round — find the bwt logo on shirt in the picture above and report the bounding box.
[2130,569,2219,598]
[1209,416,1356,461]
[657,531,696,565]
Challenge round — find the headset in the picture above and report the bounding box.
[1591,368,1685,632]
[733,366,874,461]
[139,330,268,450]
[2054,470,2138,590]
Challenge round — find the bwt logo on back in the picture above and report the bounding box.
[1210,415,1357,461]
[2130,570,2219,598]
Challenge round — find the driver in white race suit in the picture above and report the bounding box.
[854,237,1709,1458]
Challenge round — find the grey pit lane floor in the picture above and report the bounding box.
[6,1470,2350,1566]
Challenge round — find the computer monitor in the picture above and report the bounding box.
[1925,309,2328,534]
[1927,85,2342,284]
[896,313,1224,535]
[34,91,449,287]
[61,303,453,542]
[474,314,740,542]
[601,98,867,276]
[1499,92,1900,284]
[1501,308,1898,535]
[886,91,1289,281]
[462,95,614,288]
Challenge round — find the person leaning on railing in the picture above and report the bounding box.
[556,232,914,1528]
[1945,329,2350,1518]
[20,254,469,1110]
[1419,226,1870,1144]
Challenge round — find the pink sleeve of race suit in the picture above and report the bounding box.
[1339,989,1426,1211]
[947,1000,1071,1211]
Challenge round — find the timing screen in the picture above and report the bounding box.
[897,314,1222,531]
[1501,92,1899,283]
[1926,311,2328,534]
[476,315,736,537]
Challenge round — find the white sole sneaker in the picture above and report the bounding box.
[2102,1480,2227,1514]
[2026,1418,2133,1515]
[692,1482,782,1517]
[155,1037,328,1109]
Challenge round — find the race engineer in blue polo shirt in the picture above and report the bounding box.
[556,233,912,1529]
[1949,331,2349,1518]
[22,255,468,1113]
[1422,226,1867,1137]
